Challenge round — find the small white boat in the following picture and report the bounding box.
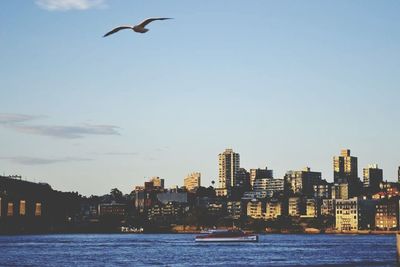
[195,229,258,242]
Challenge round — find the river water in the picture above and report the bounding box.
[0,234,396,266]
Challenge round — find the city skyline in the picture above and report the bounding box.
[1,1,400,195]
[0,146,399,196]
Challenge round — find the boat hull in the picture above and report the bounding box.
[195,235,258,242]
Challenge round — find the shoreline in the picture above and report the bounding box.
[0,230,398,236]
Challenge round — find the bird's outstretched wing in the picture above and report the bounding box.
[103,26,134,37]
[137,17,172,27]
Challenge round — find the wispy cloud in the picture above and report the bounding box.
[155,146,170,152]
[0,113,41,124]
[11,124,120,139]
[103,152,139,156]
[0,113,120,139]
[36,0,106,11]
[0,156,92,165]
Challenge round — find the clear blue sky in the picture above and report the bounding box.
[1,0,399,195]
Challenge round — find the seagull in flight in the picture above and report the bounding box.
[103,17,172,37]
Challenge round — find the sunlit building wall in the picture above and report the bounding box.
[288,197,302,217]
[332,183,349,200]
[335,198,358,231]
[285,167,322,197]
[150,177,165,189]
[333,149,358,183]
[184,172,201,192]
[247,200,263,219]
[218,149,240,193]
[305,199,318,218]
[375,199,399,230]
[264,200,281,220]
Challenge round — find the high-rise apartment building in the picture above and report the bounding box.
[236,168,250,189]
[249,167,273,188]
[285,167,322,197]
[333,149,358,183]
[363,164,383,191]
[184,172,201,192]
[218,149,240,190]
[313,180,331,199]
[398,166,400,183]
[331,183,349,200]
[333,149,362,197]
[150,177,165,189]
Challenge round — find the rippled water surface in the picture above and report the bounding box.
[0,234,396,266]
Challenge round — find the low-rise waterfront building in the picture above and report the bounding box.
[321,199,335,216]
[264,199,282,220]
[288,197,303,217]
[0,175,81,233]
[148,202,186,223]
[98,202,127,217]
[335,198,358,231]
[206,200,225,216]
[375,198,399,230]
[247,200,264,219]
[358,198,377,230]
[372,186,400,200]
[227,201,242,220]
[303,198,318,218]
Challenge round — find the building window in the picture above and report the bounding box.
[19,200,26,216]
[35,203,42,216]
[7,202,14,216]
